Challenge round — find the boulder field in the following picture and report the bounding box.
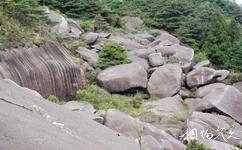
[0,14,242,150]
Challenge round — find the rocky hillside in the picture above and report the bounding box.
[0,1,242,150]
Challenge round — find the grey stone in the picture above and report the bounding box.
[148,64,182,98]
[0,79,139,150]
[97,63,148,92]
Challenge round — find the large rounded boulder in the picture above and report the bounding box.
[97,63,148,92]
[147,64,182,98]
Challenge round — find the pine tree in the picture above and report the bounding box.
[202,11,231,68]
[94,14,111,32]
[228,40,242,72]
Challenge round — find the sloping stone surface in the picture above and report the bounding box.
[97,63,148,92]
[0,79,139,150]
[0,42,85,99]
[148,64,182,98]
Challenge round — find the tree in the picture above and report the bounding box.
[39,0,102,19]
[94,14,111,32]
[228,40,242,72]
[146,0,193,32]
[228,19,241,44]
[202,11,231,68]
[98,43,131,69]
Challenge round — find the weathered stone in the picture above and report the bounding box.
[97,63,148,92]
[158,31,180,45]
[104,109,186,150]
[193,60,210,69]
[63,101,96,113]
[186,67,229,87]
[187,112,242,146]
[0,42,86,100]
[81,32,99,45]
[141,97,185,120]
[148,53,165,67]
[109,35,144,51]
[197,83,226,98]
[148,64,182,98]
[66,18,83,39]
[139,135,164,150]
[0,79,139,150]
[76,47,98,68]
[123,16,143,31]
[63,101,104,124]
[161,45,195,72]
[45,8,70,35]
[233,82,242,92]
[190,85,242,124]
[128,54,149,70]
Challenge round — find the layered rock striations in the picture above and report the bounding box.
[0,42,86,100]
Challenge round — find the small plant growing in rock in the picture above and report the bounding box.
[186,140,214,150]
[98,42,131,69]
[80,20,94,32]
[47,95,62,104]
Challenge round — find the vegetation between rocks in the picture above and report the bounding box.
[74,85,148,117]
[97,42,131,70]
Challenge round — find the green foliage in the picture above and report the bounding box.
[202,11,231,68]
[0,0,56,50]
[94,14,111,32]
[195,51,208,62]
[186,140,213,150]
[223,72,242,85]
[98,42,131,69]
[80,20,94,32]
[74,85,147,117]
[47,95,63,104]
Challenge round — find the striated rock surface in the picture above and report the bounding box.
[0,79,139,150]
[0,42,86,100]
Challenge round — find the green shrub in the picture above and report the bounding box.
[80,20,94,32]
[47,95,62,104]
[223,72,242,85]
[74,85,146,117]
[98,42,131,69]
[94,14,112,32]
[186,140,213,150]
[195,51,208,62]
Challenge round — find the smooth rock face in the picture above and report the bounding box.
[45,9,70,35]
[63,101,96,113]
[233,82,242,92]
[0,79,139,150]
[97,63,148,92]
[104,109,185,150]
[141,97,185,122]
[76,47,98,68]
[140,135,164,150]
[197,83,226,98]
[191,85,242,124]
[186,67,229,87]
[0,42,85,100]
[148,64,182,98]
[148,53,165,67]
[187,112,242,146]
[81,32,99,45]
[193,60,210,69]
[128,54,150,70]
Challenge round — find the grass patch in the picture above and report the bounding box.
[74,85,148,117]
